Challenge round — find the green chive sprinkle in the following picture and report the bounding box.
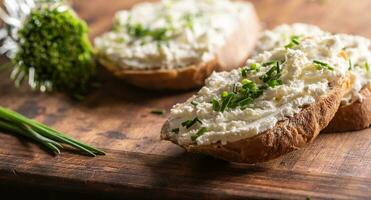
[348,59,352,71]
[171,128,179,134]
[313,60,334,71]
[191,127,208,141]
[211,98,220,111]
[284,35,301,49]
[181,117,202,129]
[220,92,235,112]
[365,62,369,72]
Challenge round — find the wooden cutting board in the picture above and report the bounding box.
[0,0,370,199]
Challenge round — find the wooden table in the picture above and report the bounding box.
[0,0,370,199]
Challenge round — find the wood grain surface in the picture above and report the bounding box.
[0,0,371,199]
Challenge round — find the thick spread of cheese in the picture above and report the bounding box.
[95,0,252,70]
[168,36,349,146]
[256,24,371,104]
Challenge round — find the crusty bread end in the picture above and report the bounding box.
[322,84,371,133]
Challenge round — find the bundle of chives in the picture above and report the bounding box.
[0,106,105,156]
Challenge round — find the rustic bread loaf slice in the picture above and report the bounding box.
[161,35,351,163]
[255,24,371,132]
[95,0,260,90]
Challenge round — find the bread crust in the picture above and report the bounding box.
[161,80,349,163]
[322,84,371,133]
[97,2,260,90]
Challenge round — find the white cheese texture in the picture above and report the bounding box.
[95,0,252,70]
[168,35,349,146]
[255,23,371,104]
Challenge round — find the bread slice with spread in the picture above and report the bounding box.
[255,23,371,132]
[95,0,260,90]
[161,35,351,163]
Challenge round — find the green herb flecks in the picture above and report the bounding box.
[191,127,208,141]
[241,63,261,77]
[220,91,235,112]
[212,60,283,112]
[126,23,171,42]
[313,60,334,71]
[191,101,198,106]
[171,128,180,134]
[348,59,353,71]
[284,35,301,49]
[0,106,105,156]
[183,13,195,30]
[12,4,96,95]
[151,109,166,115]
[211,98,221,111]
[181,117,202,129]
[365,62,369,72]
[259,61,283,88]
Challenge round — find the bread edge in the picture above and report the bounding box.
[322,83,371,133]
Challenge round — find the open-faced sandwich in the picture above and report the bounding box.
[255,24,371,132]
[161,35,352,163]
[95,0,260,90]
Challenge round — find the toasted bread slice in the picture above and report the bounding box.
[161,36,351,163]
[255,24,371,132]
[162,81,349,163]
[96,1,260,90]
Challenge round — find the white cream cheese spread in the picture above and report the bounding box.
[95,0,253,70]
[255,23,371,104]
[255,23,329,54]
[167,35,349,146]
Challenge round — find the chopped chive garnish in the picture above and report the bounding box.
[241,68,248,78]
[171,128,179,134]
[220,92,235,112]
[211,98,220,111]
[241,63,261,77]
[365,62,369,72]
[191,127,208,141]
[241,79,252,85]
[126,22,171,41]
[151,109,166,115]
[313,60,334,71]
[250,63,261,71]
[284,35,301,49]
[259,61,282,88]
[183,13,194,30]
[348,59,352,71]
[181,117,202,129]
[232,83,239,93]
[191,101,198,106]
[262,60,277,67]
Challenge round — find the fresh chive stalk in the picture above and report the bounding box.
[191,127,208,141]
[0,106,105,156]
[284,35,301,49]
[150,109,166,115]
[181,117,202,129]
[313,60,334,71]
[365,62,369,72]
